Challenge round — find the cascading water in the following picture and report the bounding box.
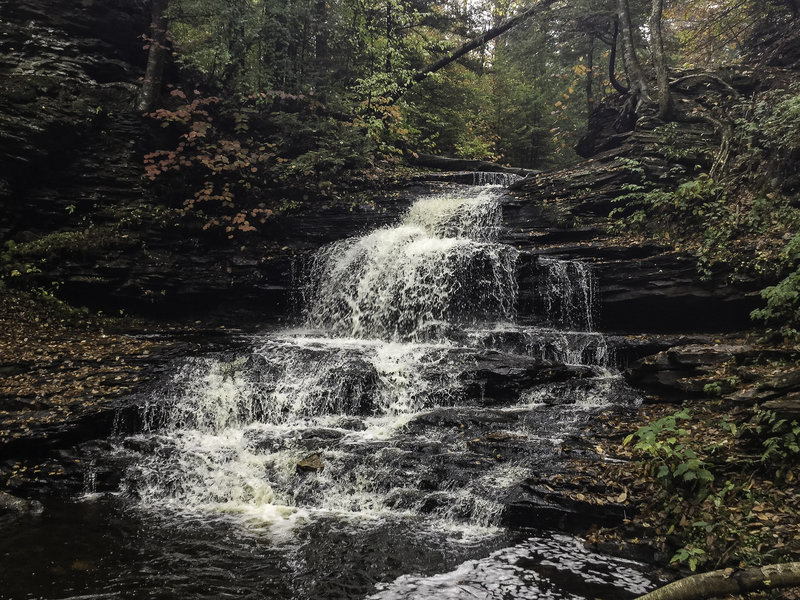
[105,183,656,599]
[470,172,525,187]
[538,258,597,331]
[304,189,517,340]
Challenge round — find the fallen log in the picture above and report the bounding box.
[636,562,800,600]
[411,0,558,85]
[411,153,540,176]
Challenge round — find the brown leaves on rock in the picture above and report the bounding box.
[0,291,174,445]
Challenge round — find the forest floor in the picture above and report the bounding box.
[0,289,210,493]
[557,357,800,597]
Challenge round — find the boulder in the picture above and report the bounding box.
[0,490,43,516]
[296,452,324,473]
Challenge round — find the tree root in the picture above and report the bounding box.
[636,562,800,600]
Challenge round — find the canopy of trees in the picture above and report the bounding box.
[137,0,799,236]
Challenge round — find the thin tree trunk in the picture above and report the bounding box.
[315,0,329,65]
[586,36,595,115]
[385,1,392,74]
[411,0,558,84]
[617,0,649,107]
[649,0,673,120]
[636,562,800,600]
[609,18,629,94]
[137,0,169,113]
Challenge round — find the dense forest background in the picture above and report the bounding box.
[0,0,798,334]
[128,0,800,333]
[2,0,800,586]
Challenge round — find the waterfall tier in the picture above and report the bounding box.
[111,183,651,599]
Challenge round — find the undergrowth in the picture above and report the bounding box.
[609,83,800,337]
[619,405,800,571]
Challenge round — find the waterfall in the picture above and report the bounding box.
[304,188,517,341]
[470,172,524,187]
[537,258,596,331]
[115,182,644,599]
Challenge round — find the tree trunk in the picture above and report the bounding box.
[385,1,392,74]
[609,18,629,94]
[586,36,595,115]
[617,0,649,107]
[649,0,673,120]
[137,0,169,113]
[411,0,558,84]
[315,0,329,65]
[410,153,538,176]
[636,562,800,600]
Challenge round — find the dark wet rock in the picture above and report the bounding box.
[511,240,761,334]
[301,428,345,441]
[245,430,287,453]
[0,490,43,516]
[461,351,595,404]
[606,334,717,368]
[383,487,425,509]
[501,76,769,335]
[403,407,520,434]
[0,399,130,459]
[730,367,800,418]
[0,0,149,237]
[336,417,367,431]
[627,344,754,399]
[762,392,800,420]
[757,367,800,395]
[410,154,538,176]
[502,481,629,530]
[297,452,324,473]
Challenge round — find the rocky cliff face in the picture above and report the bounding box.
[504,72,771,334]
[0,0,148,238]
[500,192,762,334]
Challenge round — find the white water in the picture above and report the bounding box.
[538,258,596,331]
[470,172,525,187]
[118,183,646,597]
[304,188,517,341]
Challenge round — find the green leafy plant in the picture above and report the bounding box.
[751,233,800,337]
[751,409,800,464]
[671,544,706,572]
[624,409,715,499]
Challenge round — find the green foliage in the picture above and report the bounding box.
[402,66,497,159]
[671,544,706,572]
[624,409,715,500]
[734,84,800,169]
[751,233,800,336]
[142,87,378,235]
[747,409,800,467]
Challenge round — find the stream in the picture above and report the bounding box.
[1,182,660,599]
